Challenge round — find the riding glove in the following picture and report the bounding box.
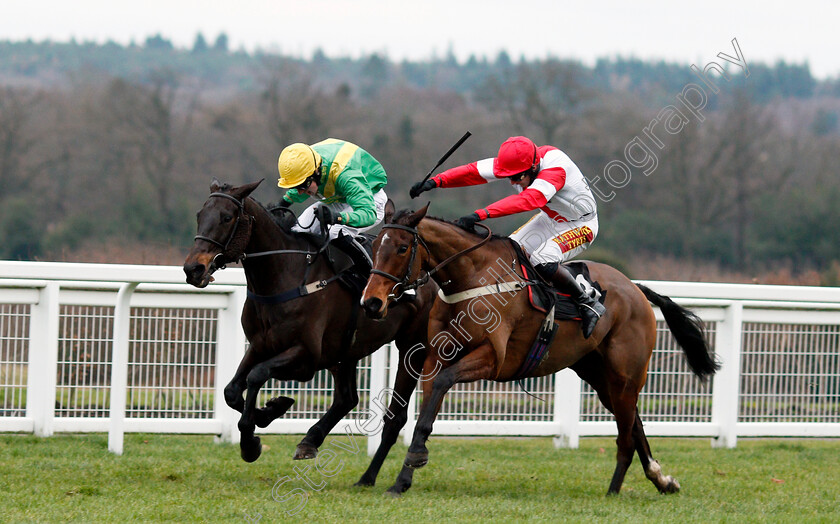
[317,206,341,226]
[410,179,437,199]
[456,212,481,232]
[278,199,292,208]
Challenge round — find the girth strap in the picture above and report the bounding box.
[437,280,530,304]
[510,304,557,380]
[246,274,342,304]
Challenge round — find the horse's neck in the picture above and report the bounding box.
[241,200,322,292]
[419,220,508,292]
[245,201,301,251]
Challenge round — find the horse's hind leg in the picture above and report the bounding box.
[572,355,637,494]
[356,343,424,487]
[633,412,680,493]
[605,382,641,495]
[294,361,360,460]
[574,352,675,494]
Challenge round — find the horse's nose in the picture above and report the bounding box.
[183,262,206,285]
[363,297,384,319]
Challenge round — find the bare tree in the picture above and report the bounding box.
[257,57,331,148]
[476,59,596,144]
[0,87,42,198]
[716,89,794,269]
[91,69,199,238]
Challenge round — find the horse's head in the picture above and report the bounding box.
[183,178,263,288]
[362,203,430,319]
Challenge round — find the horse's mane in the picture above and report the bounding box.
[261,200,298,233]
[392,209,509,243]
[210,182,304,236]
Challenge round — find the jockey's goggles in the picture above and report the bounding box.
[509,170,532,182]
[294,175,317,192]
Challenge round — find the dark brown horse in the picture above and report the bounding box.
[362,204,718,496]
[183,180,435,488]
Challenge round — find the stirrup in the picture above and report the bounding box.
[578,301,605,339]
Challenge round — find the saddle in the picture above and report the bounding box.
[509,241,607,322]
[325,233,375,297]
[507,241,607,381]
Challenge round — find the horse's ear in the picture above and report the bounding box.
[406,202,430,228]
[231,179,264,200]
[384,198,396,224]
[210,178,222,192]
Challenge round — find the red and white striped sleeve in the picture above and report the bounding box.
[432,158,497,188]
[475,167,566,220]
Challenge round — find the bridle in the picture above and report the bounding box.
[371,221,493,300]
[194,192,316,272]
[370,224,430,299]
[193,192,255,270]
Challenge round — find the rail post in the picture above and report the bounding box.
[108,282,138,455]
[28,282,60,437]
[215,287,247,444]
[553,368,582,448]
[711,301,743,448]
[366,344,389,456]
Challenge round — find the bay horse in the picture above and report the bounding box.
[183,179,435,488]
[361,204,719,496]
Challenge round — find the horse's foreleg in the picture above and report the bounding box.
[633,412,680,493]
[294,361,360,460]
[403,344,497,470]
[224,348,262,413]
[356,343,424,488]
[386,364,436,497]
[238,345,309,463]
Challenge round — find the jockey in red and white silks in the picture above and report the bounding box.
[419,137,598,264]
[410,136,604,338]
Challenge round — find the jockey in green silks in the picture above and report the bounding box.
[276,138,389,274]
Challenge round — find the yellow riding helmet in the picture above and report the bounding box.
[277,143,322,188]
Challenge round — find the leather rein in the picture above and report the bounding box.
[194,192,337,302]
[371,221,493,299]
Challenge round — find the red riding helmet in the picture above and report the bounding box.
[493,136,538,177]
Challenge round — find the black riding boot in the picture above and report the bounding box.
[332,233,373,277]
[535,262,605,339]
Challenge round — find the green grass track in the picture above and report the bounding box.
[1,434,838,522]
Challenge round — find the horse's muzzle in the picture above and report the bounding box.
[362,297,385,319]
[184,261,214,288]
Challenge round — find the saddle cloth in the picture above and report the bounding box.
[326,233,376,296]
[509,240,607,322]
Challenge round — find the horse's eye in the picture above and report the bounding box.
[397,245,409,255]
[222,214,233,223]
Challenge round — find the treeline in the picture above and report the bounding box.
[2,36,833,102]
[0,37,839,280]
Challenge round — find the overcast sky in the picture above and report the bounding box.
[3,0,838,78]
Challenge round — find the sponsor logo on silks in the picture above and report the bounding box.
[551,226,594,252]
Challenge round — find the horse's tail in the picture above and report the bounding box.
[636,283,720,381]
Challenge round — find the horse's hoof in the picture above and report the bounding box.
[255,396,295,428]
[354,476,375,488]
[293,444,318,460]
[267,395,295,413]
[660,476,680,494]
[240,437,262,463]
[404,451,428,469]
[386,483,410,496]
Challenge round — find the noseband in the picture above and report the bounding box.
[370,224,431,298]
[371,222,493,299]
[193,192,254,268]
